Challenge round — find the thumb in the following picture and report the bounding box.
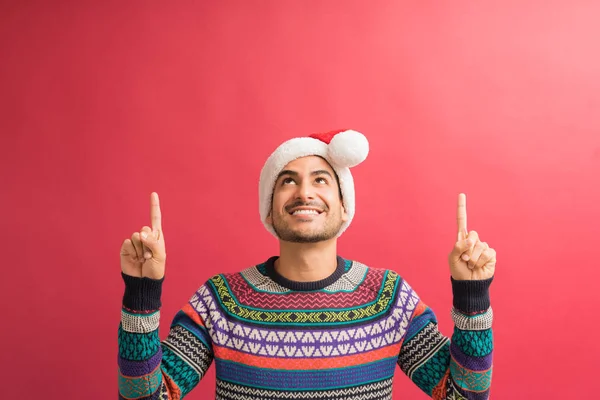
[451,238,473,261]
[140,229,161,253]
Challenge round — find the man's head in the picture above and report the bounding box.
[266,155,347,242]
[259,129,369,241]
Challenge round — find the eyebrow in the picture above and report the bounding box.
[276,169,334,181]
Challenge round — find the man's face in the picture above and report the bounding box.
[267,156,348,243]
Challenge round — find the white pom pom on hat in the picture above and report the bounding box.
[259,129,369,239]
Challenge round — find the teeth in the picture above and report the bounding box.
[293,209,319,215]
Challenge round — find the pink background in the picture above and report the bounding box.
[2,1,599,399]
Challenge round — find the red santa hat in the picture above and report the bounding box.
[259,129,369,238]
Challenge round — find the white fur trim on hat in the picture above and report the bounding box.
[259,130,368,239]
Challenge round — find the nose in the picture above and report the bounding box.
[294,179,315,202]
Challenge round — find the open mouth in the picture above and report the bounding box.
[288,208,323,216]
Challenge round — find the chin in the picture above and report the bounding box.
[279,228,338,243]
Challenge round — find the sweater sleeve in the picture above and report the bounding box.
[397,277,494,399]
[117,273,214,399]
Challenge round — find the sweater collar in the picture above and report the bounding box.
[264,255,346,291]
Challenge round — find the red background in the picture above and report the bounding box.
[2,1,599,399]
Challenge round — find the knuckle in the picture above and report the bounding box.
[455,243,467,253]
[479,251,495,266]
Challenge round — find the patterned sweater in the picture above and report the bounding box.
[118,256,493,399]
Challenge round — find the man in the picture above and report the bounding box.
[118,130,495,400]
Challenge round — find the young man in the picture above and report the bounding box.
[118,130,495,400]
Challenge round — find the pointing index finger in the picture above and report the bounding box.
[150,192,162,232]
[456,193,467,240]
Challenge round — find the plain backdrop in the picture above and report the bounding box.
[2,1,599,399]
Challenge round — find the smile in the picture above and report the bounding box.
[288,208,323,216]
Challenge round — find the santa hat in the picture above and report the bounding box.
[259,129,369,238]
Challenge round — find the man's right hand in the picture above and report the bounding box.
[120,192,166,280]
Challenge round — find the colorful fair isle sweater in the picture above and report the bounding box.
[118,256,493,400]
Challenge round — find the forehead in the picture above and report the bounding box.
[281,155,335,173]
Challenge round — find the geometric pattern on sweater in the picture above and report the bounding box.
[158,383,169,400]
[398,321,449,377]
[171,309,212,348]
[229,264,382,309]
[118,326,161,361]
[121,309,160,333]
[123,305,159,315]
[445,378,490,400]
[118,349,163,377]
[162,345,200,398]
[451,307,493,331]
[449,361,493,393]
[239,265,290,293]
[189,280,418,358]
[242,260,368,294]
[450,339,493,371]
[214,377,395,400]
[118,363,162,399]
[451,328,493,357]
[199,270,399,325]
[163,325,213,377]
[430,372,449,400]
[445,378,469,400]
[118,256,494,399]
[225,272,379,310]
[322,260,370,293]
[215,357,398,390]
[410,341,451,395]
[118,387,164,400]
[404,306,438,342]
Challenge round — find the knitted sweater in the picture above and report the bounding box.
[118,256,493,399]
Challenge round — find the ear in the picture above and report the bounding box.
[341,204,349,223]
[266,212,273,225]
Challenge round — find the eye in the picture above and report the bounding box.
[282,177,296,185]
[316,177,328,184]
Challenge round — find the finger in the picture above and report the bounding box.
[476,248,496,269]
[461,230,479,261]
[466,231,479,242]
[468,241,487,269]
[456,193,467,241]
[140,226,153,259]
[140,226,164,260]
[150,192,162,235]
[120,239,137,261]
[130,232,144,261]
[451,238,475,261]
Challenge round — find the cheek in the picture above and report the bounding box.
[271,191,289,212]
[322,191,343,210]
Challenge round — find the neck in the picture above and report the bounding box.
[274,238,338,282]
